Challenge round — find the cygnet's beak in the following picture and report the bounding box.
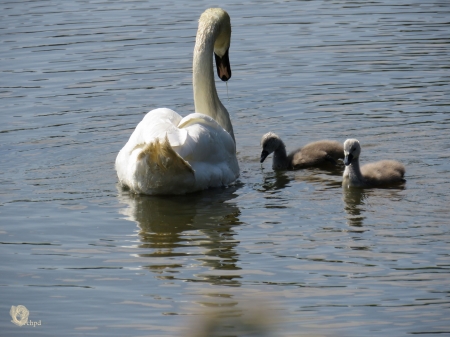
[214,49,231,81]
[260,150,269,163]
[344,153,353,166]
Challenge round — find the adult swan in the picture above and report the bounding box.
[115,8,239,195]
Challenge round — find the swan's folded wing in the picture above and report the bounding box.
[116,110,239,194]
[123,108,187,151]
[175,113,236,161]
[178,112,222,130]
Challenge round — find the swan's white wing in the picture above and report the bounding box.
[175,113,235,159]
[116,108,189,193]
[121,108,185,151]
[116,110,239,195]
[173,113,239,188]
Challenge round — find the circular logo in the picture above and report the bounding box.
[10,305,29,326]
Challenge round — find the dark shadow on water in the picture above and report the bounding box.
[117,185,243,285]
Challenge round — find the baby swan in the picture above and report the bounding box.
[343,138,405,187]
[260,132,344,170]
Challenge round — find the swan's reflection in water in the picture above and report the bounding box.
[117,186,242,285]
[342,184,406,228]
[261,170,291,191]
[342,186,367,228]
[260,166,345,199]
[118,187,280,334]
[261,164,344,191]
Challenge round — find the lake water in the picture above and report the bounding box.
[1,1,449,336]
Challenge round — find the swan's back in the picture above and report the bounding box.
[291,140,344,168]
[115,109,238,195]
[360,160,405,186]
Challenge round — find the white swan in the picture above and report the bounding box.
[115,8,239,195]
[343,139,406,187]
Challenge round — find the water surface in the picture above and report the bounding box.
[1,1,449,336]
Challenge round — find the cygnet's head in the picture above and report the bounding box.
[260,132,283,163]
[343,138,361,166]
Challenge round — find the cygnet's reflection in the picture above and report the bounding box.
[293,166,344,187]
[342,186,367,227]
[342,184,406,228]
[261,165,344,192]
[117,186,242,285]
[261,170,291,191]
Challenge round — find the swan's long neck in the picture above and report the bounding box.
[273,143,289,170]
[193,14,235,142]
[344,157,364,185]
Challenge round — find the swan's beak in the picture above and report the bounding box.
[344,153,353,166]
[260,150,269,163]
[214,49,231,81]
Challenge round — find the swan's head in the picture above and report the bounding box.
[214,44,231,82]
[343,138,361,166]
[260,132,283,163]
[197,8,232,82]
[211,8,232,82]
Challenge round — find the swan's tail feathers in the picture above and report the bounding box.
[137,135,194,175]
